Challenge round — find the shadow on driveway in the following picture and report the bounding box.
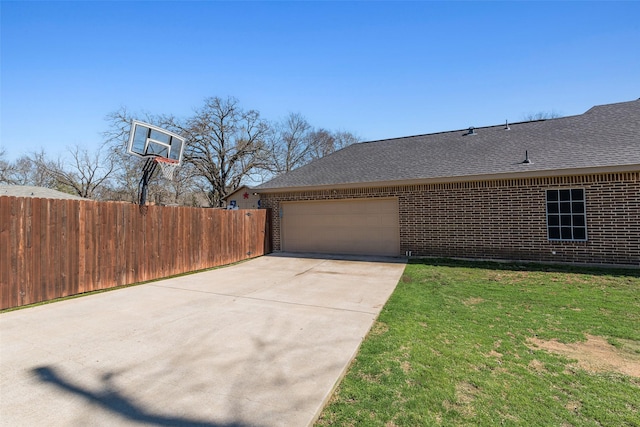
[2,255,406,426]
[33,366,257,427]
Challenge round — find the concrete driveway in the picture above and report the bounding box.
[0,253,406,427]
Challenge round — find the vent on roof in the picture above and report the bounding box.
[466,127,476,136]
[505,120,510,130]
[522,150,532,164]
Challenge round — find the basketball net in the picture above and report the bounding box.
[154,157,179,180]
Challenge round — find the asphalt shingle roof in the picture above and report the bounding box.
[257,99,640,191]
[0,185,86,200]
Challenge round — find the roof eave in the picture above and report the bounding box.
[255,164,640,194]
[222,185,253,201]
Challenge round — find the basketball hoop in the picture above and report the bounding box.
[154,157,179,180]
[126,121,185,205]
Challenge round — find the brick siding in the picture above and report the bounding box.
[260,172,640,266]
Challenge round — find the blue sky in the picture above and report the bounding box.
[2,1,639,161]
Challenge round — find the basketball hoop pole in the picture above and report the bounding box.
[138,158,158,205]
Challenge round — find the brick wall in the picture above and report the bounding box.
[260,172,640,266]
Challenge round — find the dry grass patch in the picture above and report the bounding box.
[528,359,547,373]
[462,296,484,306]
[565,400,582,413]
[443,381,480,417]
[369,321,389,336]
[528,335,640,378]
[487,350,503,359]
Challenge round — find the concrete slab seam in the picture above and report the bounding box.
[148,284,380,315]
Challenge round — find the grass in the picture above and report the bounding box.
[316,259,640,427]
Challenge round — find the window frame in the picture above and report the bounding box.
[545,188,588,242]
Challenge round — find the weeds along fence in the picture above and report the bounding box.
[0,196,271,310]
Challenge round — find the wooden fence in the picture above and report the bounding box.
[0,196,271,310]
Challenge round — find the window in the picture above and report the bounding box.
[546,189,587,241]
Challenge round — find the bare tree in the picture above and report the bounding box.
[179,96,271,207]
[158,161,202,206]
[0,147,15,184]
[7,152,57,187]
[259,118,359,183]
[103,107,175,146]
[101,151,140,202]
[102,98,358,203]
[308,128,359,161]
[332,130,360,152]
[34,145,117,199]
[522,110,562,121]
[267,113,314,174]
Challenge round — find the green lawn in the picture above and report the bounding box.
[317,259,640,427]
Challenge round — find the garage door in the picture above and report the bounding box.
[281,198,400,256]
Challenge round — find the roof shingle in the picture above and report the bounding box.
[0,185,86,200]
[257,99,640,191]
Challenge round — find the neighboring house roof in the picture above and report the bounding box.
[0,185,86,200]
[222,185,253,201]
[223,185,260,209]
[257,99,640,192]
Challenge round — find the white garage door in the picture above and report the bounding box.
[281,198,400,256]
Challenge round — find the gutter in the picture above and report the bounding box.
[255,164,640,194]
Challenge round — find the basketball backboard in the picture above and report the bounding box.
[127,120,185,164]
